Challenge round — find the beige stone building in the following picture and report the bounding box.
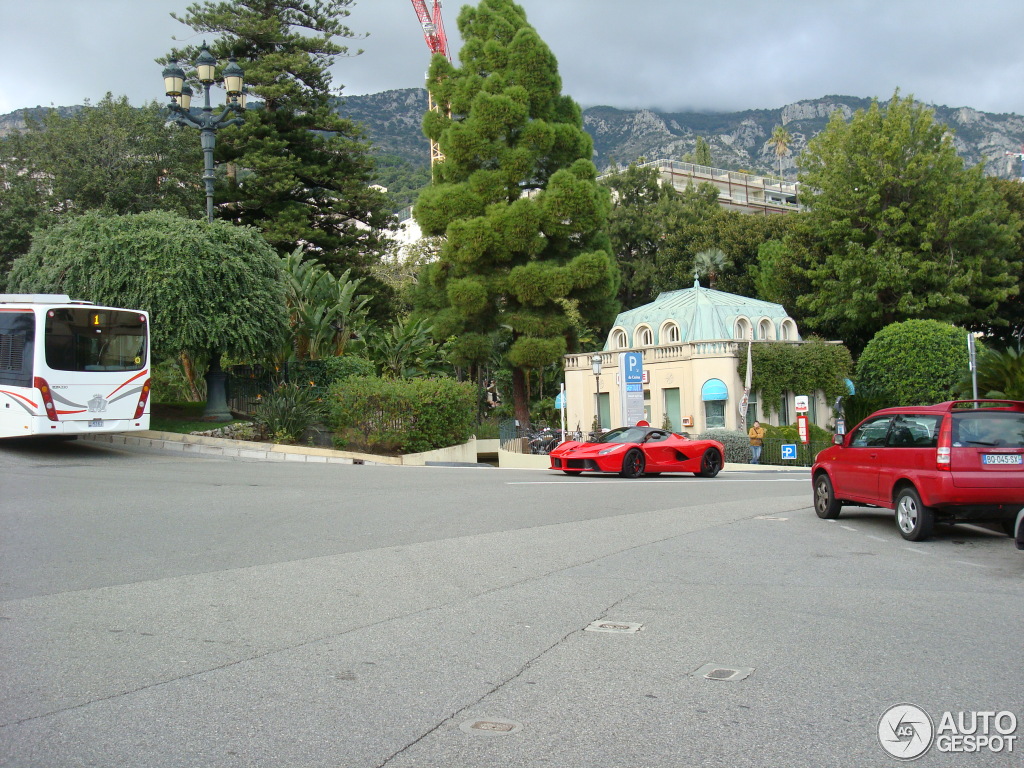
[561,279,832,435]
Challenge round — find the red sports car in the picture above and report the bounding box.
[549,425,725,478]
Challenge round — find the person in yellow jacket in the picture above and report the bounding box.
[748,420,765,464]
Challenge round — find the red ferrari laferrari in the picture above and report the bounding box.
[549,425,725,478]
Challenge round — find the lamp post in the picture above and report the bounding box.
[161,43,245,421]
[161,42,245,224]
[591,353,603,432]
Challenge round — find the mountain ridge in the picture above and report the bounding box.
[3,90,1022,182]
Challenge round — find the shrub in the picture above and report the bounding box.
[323,355,375,382]
[694,429,748,463]
[328,377,475,454]
[856,320,969,406]
[151,356,205,403]
[253,383,329,443]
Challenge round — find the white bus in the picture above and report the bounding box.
[0,294,151,439]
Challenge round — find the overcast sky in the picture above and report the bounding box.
[2,0,1023,116]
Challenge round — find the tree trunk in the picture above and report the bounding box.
[512,366,530,427]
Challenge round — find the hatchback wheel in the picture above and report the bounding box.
[895,487,935,541]
[619,448,645,478]
[813,473,842,519]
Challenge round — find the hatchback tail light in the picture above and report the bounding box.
[33,377,59,422]
[937,417,952,470]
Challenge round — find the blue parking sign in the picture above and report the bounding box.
[780,444,797,460]
[623,351,643,384]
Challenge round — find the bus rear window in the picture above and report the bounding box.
[44,308,147,372]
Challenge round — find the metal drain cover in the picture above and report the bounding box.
[459,718,523,735]
[585,620,644,634]
[694,663,754,682]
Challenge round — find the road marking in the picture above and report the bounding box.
[506,478,808,485]
[902,547,932,556]
[840,525,858,532]
[954,560,989,568]
[866,535,888,542]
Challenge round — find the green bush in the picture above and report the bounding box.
[253,383,329,443]
[694,429,748,463]
[151,356,205,403]
[328,377,475,454]
[856,320,969,406]
[323,355,375,382]
[763,422,833,443]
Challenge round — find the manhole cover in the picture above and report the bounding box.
[459,718,523,735]
[694,663,754,682]
[585,620,643,634]
[707,668,734,679]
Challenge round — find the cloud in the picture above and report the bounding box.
[1,0,1022,115]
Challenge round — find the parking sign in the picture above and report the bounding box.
[780,444,797,460]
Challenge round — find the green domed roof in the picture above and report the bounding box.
[607,279,797,348]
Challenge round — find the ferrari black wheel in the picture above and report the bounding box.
[694,448,722,478]
[619,448,645,478]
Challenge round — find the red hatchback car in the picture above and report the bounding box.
[812,400,1024,541]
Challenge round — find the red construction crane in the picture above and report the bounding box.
[411,0,450,164]
[411,0,450,60]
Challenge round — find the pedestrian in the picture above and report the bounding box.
[747,420,765,464]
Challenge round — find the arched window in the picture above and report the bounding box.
[780,319,798,341]
[662,322,681,344]
[758,319,773,340]
[636,325,654,347]
[611,329,628,349]
[735,317,751,340]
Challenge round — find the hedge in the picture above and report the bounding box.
[327,377,476,454]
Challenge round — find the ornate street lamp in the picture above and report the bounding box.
[161,42,245,224]
[161,43,246,421]
[591,353,603,432]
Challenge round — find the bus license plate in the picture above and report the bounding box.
[983,454,1021,465]
[89,419,104,428]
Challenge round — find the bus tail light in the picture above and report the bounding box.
[134,378,151,419]
[937,417,952,470]
[33,377,59,422]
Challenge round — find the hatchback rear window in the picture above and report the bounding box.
[952,412,1024,448]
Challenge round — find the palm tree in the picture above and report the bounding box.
[769,125,792,179]
[693,248,731,288]
[961,346,1024,400]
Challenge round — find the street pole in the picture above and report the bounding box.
[162,44,246,420]
[162,43,245,225]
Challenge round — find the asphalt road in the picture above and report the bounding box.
[1,438,1022,767]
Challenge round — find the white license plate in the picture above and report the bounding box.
[89,419,103,428]
[983,454,1021,465]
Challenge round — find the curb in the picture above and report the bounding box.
[81,430,396,465]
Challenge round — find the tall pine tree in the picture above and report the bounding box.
[413,0,619,426]
[164,0,394,275]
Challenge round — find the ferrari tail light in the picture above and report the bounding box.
[33,377,59,422]
[133,378,151,419]
[937,416,952,470]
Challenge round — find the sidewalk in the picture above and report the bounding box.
[82,430,810,473]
